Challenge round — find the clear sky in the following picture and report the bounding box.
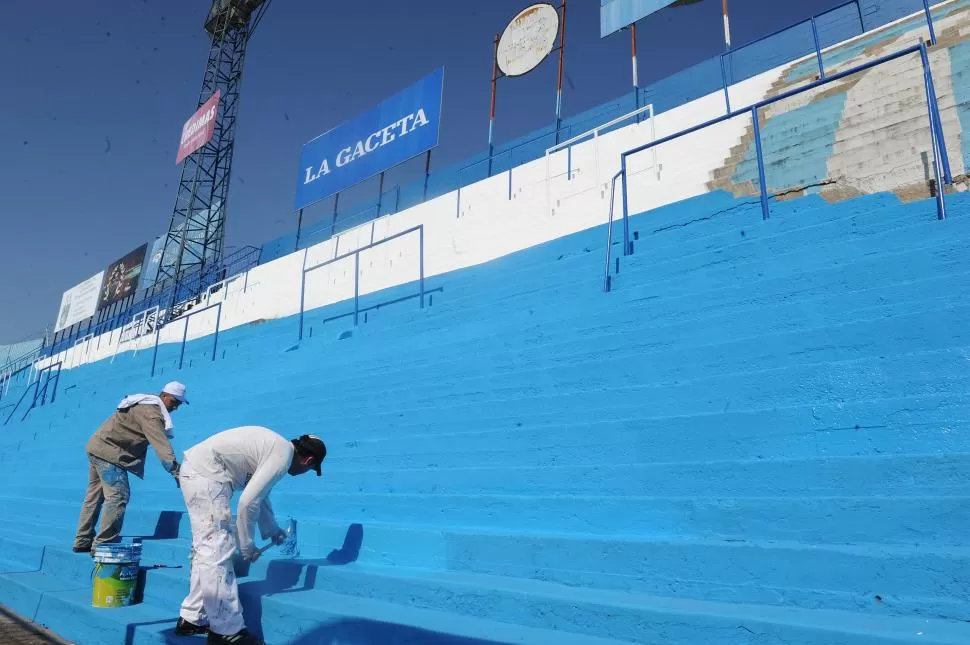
[0,0,844,343]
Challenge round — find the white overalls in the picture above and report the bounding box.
[178,426,292,635]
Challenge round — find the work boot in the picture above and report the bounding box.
[175,617,209,636]
[207,629,263,645]
[72,545,91,554]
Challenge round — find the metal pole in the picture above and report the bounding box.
[554,0,567,144]
[752,106,770,220]
[921,41,947,219]
[922,0,937,46]
[179,319,189,369]
[488,32,500,177]
[376,171,385,215]
[353,252,360,326]
[423,149,432,200]
[620,160,631,256]
[720,56,732,114]
[150,329,160,377]
[811,17,825,79]
[294,208,304,252]
[920,42,953,184]
[298,268,306,342]
[631,23,639,88]
[722,0,732,50]
[212,304,221,362]
[419,225,425,309]
[331,192,340,236]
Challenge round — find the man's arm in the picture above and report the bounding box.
[136,406,178,474]
[236,446,290,556]
[257,495,283,540]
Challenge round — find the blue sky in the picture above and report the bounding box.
[0,0,845,343]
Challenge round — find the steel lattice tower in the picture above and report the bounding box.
[154,0,271,288]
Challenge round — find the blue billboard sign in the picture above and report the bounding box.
[294,67,444,211]
[601,0,684,38]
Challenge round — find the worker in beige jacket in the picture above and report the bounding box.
[72,381,188,553]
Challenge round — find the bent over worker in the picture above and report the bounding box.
[175,426,326,644]
[72,381,187,553]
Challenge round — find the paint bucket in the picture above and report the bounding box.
[92,543,142,608]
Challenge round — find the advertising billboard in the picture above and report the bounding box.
[177,90,221,164]
[98,243,149,310]
[55,272,105,332]
[497,4,560,77]
[294,67,444,211]
[601,0,684,38]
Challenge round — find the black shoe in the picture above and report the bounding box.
[72,545,91,554]
[175,617,209,636]
[207,629,263,644]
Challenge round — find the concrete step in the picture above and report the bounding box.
[260,564,970,645]
[2,490,966,546]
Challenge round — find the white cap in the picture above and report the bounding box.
[162,381,189,404]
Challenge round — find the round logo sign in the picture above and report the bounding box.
[497,3,560,78]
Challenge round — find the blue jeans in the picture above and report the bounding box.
[73,455,130,550]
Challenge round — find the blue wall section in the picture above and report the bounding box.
[732,92,849,192]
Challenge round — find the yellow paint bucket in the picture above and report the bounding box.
[92,543,142,608]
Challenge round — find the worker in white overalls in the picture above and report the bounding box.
[174,426,326,645]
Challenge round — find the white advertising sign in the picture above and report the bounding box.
[497,3,560,77]
[55,271,104,332]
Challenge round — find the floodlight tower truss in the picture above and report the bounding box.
[155,0,271,289]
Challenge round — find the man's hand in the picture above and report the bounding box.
[171,461,181,488]
[269,528,288,546]
[240,542,261,563]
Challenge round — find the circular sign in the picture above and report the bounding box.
[497,3,560,78]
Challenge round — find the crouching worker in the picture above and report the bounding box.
[175,426,326,644]
[73,381,187,553]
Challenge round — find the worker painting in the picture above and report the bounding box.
[72,381,188,553]
[175,426,326,644]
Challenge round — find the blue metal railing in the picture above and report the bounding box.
[299,225,425,341]
[719,0,866,113]
[46,245,259,361]
[0,345,42,385]
[150,302,223,377]
[612,41,949,282]
[603,170,625,293]
[455,128,574,218]
[3,361,61,426]
[719,0,940,117]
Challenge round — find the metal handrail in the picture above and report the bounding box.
[727,0,864,64]
[3,361,61,426]
[545,104,658,205]
[299,224,425,341]
[618,41,948,257]
[456,128,571,217]
[150,302,223,377]
[47,244,259,360]
[603,170,625,293]
[720,0,865,113]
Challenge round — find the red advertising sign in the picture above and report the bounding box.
[176,90,221,164]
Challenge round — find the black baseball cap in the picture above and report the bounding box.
[294,434,327,476]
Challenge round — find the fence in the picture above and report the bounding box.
[3,361,61,426]
[150,302,223,377]
[45,245,259,362]
[299,225,425,341]
[608,40,949,288]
